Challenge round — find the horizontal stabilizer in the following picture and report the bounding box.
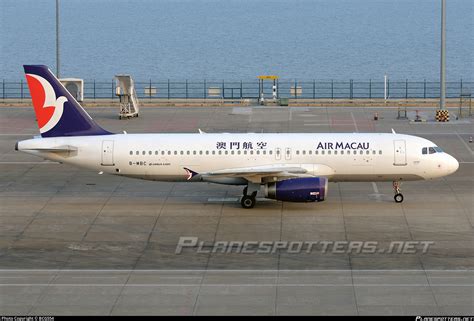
[15,143,77,152]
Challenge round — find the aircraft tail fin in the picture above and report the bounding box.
[23,65,112,137]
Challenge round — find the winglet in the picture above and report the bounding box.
[198,129,206,134]
[391,128,396,134]
[184,167,199,180]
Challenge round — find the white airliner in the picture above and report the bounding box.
[16,65,459,208]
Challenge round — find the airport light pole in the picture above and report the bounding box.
[56,0,60,78]
[440,0,446,110]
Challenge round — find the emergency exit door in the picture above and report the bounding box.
[275,148,281,160]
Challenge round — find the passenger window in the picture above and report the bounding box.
[149,151,152,155]
[199,151,203,155]
[212,151,215,155]
[174,151,177,155]
[161,151,165,155]
[155,151,158,155]
[231,151,234,155]
[315,150,318,155]
[142,151,146,155]
[353,150,357,155]
[129,151,133,155]
[308,150,312,155]
[372,150,376,155]
[366,150,369,155]
[302,150,306,155]
[269,150,273,155]
[136,151,139,155]
[193,151,196,155]
[328,150,331,155]
[321,150,325,155]
[341,150,344,155]
[180,151,184,155]
[379,150,382,155]
[296,150,299,155]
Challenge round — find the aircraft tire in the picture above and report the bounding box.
[241,195,256,209]
[394,193,404,203]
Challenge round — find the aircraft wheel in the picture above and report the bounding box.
[394,193,404,203]
[241,195,256,209]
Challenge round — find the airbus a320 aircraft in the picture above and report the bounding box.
[16,65,459,208]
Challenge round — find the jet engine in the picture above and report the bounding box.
[264,177,328,202]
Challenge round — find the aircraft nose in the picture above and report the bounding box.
[447,155,459,174]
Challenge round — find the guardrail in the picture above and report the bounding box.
[1,79,472,100]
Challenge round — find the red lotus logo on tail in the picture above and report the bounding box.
[25,74,68,133]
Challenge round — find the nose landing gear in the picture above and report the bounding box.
[393,181,404,203]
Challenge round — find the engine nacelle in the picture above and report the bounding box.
[264,177,328,202]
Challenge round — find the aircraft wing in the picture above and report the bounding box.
[208,165,307,176]
[204,164,335,183]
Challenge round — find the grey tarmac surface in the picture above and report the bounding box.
[0,106,473,315]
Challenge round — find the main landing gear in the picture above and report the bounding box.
[240,184,258,209]
[393,181,404,203]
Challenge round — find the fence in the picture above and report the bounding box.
[1,79,472,100]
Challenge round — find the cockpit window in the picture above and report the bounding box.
[423,146,443,155]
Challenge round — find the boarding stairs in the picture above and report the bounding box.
[115,75,140,119]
